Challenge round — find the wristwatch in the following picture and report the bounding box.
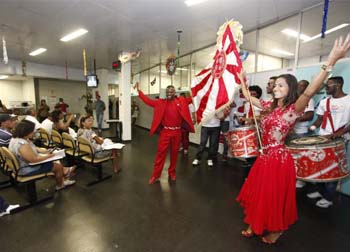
[321,64,333,73]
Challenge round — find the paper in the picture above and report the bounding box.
[102,139,125,150]
[29,149,66,165]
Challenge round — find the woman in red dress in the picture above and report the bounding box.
[236,34,350,244]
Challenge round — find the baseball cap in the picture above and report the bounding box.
[0,114,17,123]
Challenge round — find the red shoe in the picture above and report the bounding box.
[169,175,176,181]
[148,177,160,185]
[241,230,254,238]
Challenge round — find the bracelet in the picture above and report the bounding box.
[302,92,312,98]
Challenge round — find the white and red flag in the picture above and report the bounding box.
[191,20,243,124]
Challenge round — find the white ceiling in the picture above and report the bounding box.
[0,0,343,74]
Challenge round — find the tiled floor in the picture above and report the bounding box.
[1,127,350,252]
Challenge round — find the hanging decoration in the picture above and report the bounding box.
[83,49,87,76]
[191,19,243,124]
[321,0,329,39]
[22,61,26,76]
[150,77,156,86]
[119,48,142,64]
[2,37,8,64]
[65,61,68,80]
[239,50,249,62]
[166,55,177,76]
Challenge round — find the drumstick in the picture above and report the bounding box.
[245,82,263,153]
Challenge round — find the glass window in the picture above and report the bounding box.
[258,15,299,71]
[149,65,160,94]
[241,31,256,73]
[298,2,350,67]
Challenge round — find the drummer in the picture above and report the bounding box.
[307,76,350,208]
[241,85,262,125]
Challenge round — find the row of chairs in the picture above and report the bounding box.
[0,128,115,212]
[38,128,114,186]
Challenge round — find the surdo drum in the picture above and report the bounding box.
[226,126,259,158]
[287,136,349,182]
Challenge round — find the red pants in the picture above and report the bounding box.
[151,129,182,178]
[181,128,189,150]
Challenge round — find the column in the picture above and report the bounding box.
[118,61,131,141]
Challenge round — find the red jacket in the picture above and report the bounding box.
[138,90,195,136]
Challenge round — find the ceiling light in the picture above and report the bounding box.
[29,48,47,56]
[60,28,88,42]
[281,29,311,41]
[185,0,209,7]
[272,49,294,56]
[0,75,9,79]
[303,23,349,43]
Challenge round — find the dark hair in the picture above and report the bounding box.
[298,80,310,87]
[59,98,63,102]
[13,120,35,138]
[269,76,278,81]
[51,110,63,123]
[249,85,263,98]
[166,85,175,90]
[328,76,344,86]
[271,74,298,110]
[26,108,35,115]
[79,115,93,128]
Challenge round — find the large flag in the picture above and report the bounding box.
[191,21,243,124]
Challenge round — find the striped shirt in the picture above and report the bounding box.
[0,128,12,147]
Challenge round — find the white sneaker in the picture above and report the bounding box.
[296,180,306,188]
[178,147,183,152]
[192,159,199,165]
[63,179,76,187]
[0,211,9,217]
[183,149,188,155]
[207,160,213,167]
[316,198,333,208]
[6,204,20,214]
[307,191,322,199]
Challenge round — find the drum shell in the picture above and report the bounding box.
[226,126,259,158]
[287,137,349,182]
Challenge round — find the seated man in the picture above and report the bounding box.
[0,114,17,147]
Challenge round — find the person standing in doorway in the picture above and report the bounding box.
[95,94,106,134]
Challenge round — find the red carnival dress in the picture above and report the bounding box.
[237,100,301,235]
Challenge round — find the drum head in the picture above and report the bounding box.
[290,136,328,145]
[232,126,255,131]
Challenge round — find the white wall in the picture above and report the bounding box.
[38,79,86,115]
[0,80,24,106]
[22,77,35,104]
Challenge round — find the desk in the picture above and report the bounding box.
[105,119,122,142]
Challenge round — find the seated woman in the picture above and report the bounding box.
[51,110,74,134]
[9,120,76,190]
[77,115,120,173]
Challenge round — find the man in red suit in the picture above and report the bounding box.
[136,82,195,184]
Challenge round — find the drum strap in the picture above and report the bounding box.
[321,98,335,133]
[321,98,345,134]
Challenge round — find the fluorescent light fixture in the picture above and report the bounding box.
[185,0,208,7]
[281,29,311,41]
[0,75,9,79]
[303,23,349,43]
[272,48,294,56]
[29,48,47,56]
[60,28,88,42]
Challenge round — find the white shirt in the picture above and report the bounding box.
[41,118,53,135]
[294,99,315,134]
[25,115,41,131]
[316,95,350,139]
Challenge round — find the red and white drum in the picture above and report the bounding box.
[287,136,349,182]
[226,126,259,158]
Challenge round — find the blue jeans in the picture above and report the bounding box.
[220,121,230,156]
[96,112,104,131]
[0,196,9,212]
[195,126,221,161]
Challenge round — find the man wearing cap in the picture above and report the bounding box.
[0,114,17,147]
